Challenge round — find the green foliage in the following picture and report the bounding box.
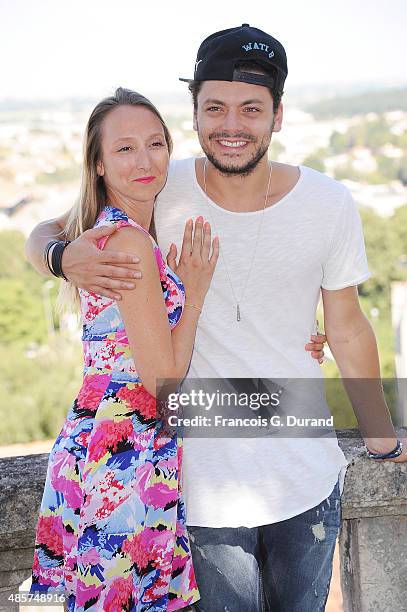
[0,277,48,344]
[0,231,27,278]
[302,152,326,173]
[397,155,407,186]
[269,139,285,160]
[359,207,407,296]
[388,205,407,261]
[330,131,349,154]
[333,163,368,183]
[0,341,82,444]
[376,155,398,181]
[353,206,406,378]
[333,162,401,185]
[323,117,406,185]
[329,117,394,153]
[0,231,58,345]
[0,230,83,444]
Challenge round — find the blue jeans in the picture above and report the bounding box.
[186,479,341,612]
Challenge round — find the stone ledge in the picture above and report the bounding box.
[337,428,407,520]
[0,428,406,610]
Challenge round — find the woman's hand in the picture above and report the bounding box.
[166,216,219,307]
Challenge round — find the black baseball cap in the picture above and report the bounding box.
[180,24,288,94]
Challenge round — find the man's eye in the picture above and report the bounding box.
[244,107,260,113]
[207,106,222,112]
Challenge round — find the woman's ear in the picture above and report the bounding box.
[96,160,104,176]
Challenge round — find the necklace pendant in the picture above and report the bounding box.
[236,303,241,322]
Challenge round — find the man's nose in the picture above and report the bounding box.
[221,109,243,132]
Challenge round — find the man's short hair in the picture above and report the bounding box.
[188,61,283,114]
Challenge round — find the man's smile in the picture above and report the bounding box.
[217,140,249,149]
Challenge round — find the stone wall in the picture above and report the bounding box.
[0,430,406,611]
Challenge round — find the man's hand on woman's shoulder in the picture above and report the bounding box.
[62,224,142,300]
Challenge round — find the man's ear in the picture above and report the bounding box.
[193,111,198,132]
[96,160,104,176]
[272,102,283,133]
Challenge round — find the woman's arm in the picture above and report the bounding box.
[107,220,218,397]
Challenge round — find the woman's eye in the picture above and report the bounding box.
[118,146,132,152]
[151,141,165,147]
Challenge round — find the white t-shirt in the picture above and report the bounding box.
[154,157,371,528]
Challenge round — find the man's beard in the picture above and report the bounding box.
[199,124,274,177]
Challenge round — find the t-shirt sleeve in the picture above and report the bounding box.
[321,188,372,290]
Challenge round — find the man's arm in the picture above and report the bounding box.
[322,285,406,461]
[25,212,143,300]
[25,211,69,276]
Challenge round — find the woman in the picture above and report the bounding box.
[29,87,218,611]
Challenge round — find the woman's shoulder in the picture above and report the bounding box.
[107,222,155,255]
[95,205,155,251]
[94,205,171,282]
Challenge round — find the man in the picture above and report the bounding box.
[26,24,406,612]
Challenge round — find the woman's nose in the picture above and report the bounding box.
[134,147,152,172]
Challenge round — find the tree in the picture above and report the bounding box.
[302,153,326,173]
[0,230,83,444]
[397,155,407,186]
[387,204,407,269]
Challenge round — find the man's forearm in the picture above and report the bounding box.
[25,217,67,275]
[327,314,397,447]
[327,313,381,378]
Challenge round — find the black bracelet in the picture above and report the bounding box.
[44,240,59,275]
[50,240,71,281]
[365,439,403,460]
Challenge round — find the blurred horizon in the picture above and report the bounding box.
[2,81,407,108]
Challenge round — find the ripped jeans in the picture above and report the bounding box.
[185,478,341,612]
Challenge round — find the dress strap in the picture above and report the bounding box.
[95,205,153,251]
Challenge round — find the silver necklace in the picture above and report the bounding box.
[202,158,273,322]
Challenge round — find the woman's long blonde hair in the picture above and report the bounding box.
[58,87,173,311]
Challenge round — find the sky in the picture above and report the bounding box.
[1,0,407,101]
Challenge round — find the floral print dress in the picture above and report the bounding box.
[30,205,199,611]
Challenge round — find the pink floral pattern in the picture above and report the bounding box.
[30,206,198,611]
